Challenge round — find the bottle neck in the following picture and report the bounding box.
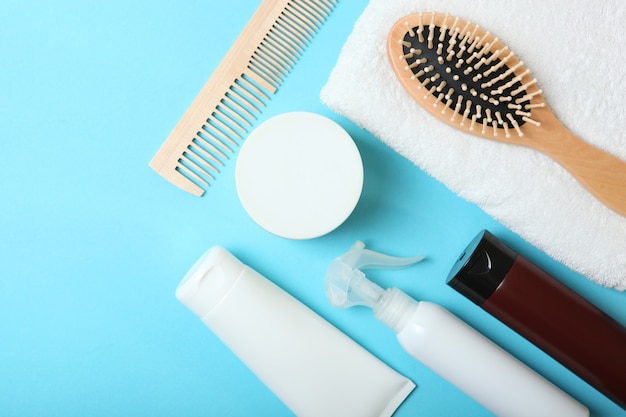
[374,288,419,333]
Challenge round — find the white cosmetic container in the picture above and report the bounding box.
[235,112,363,240]
[176,246,415,417]
[325,241,589,417]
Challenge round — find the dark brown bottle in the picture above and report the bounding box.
[447,230,626,410]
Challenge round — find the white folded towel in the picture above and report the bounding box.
[321,0,626,290]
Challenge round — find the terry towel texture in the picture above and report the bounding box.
[321,0,626,290]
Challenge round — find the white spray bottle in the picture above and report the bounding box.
[325,241,589,417]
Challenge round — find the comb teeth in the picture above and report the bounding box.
[150,0,338,196]
[396,12,545,139]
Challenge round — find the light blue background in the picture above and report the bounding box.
[1,1,624,416]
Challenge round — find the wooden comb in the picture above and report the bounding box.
[150,0,338,196]
[387,12,626,217]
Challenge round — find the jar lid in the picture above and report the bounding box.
[235,112,363,240]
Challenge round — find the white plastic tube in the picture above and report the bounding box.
[176,246,415,417]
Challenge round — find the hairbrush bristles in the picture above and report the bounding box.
[394,12,545,138]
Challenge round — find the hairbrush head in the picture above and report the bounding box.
[389,12,546,139]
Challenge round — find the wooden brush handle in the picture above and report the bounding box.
[540,118,626,216]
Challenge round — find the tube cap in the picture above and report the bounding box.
[175,246,245,318]
[446,230,517,305]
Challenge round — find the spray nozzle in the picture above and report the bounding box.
[325,241,424,309]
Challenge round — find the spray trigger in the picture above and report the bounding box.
[325,241,424,309]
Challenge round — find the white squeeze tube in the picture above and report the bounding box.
[325,241,589,417]
[176,246,415,417]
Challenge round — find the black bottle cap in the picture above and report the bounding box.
[446,230,517,305]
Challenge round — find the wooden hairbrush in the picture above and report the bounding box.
[387,12,626,217]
